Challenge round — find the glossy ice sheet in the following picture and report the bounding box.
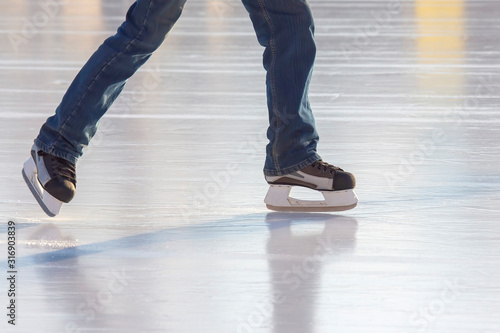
[1,0,500,332]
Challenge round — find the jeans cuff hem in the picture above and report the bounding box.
[263,154,321,177]
[34,139,79,165]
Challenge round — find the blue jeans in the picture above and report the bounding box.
[35,0,321,176]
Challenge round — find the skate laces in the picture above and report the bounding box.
[311,160,343,175]
[38,151,77,185]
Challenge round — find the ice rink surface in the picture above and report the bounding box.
[1,0,500,332]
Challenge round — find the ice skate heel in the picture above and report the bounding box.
[264,185,358,212]
[22,156,63,217]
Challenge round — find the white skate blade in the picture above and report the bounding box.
[264,185,358,212]
[22,157,62,217]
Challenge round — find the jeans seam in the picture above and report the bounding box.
[256,0,280,174]
[52,0,155,155]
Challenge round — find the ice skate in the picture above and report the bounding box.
[22,144,76,217]
[264,160,357,212]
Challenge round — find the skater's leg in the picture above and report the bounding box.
[242,0,357,211]
[35,0,187,164]
[241,0,321,176]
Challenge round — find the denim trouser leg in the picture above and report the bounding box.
[241,0,321,176]
[35,0,186,164]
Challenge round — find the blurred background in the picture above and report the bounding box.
[0,1,499,332]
